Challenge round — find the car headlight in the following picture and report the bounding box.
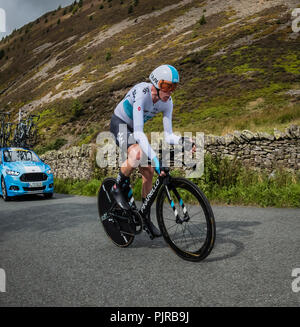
[6,170,20,176]
[46,169,52,174]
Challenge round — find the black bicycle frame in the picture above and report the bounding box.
[137,173,183,224]
[139,175,165,216]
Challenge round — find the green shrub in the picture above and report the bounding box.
[72,4,79,14]
[199,14,206,25]
[71,99,83,118]
[54,178,102,196]
[128,5,133,14]
[192,154,300,207]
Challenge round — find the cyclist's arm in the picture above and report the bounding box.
[132,97,160,173]
[163,102,181,145]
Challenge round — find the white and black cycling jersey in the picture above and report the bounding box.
[113,82,181,160]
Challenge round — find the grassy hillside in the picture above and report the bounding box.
[0,0,299,153]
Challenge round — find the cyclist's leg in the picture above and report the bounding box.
[138,165,161,237]
[111,145,140,209]
[110,115,140,208]
[121,144,141,177]
[138,165,154,198]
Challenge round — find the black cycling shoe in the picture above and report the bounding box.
[111,183,131,210]
[144,212,162,238]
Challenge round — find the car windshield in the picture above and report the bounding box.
[3,149,40,162]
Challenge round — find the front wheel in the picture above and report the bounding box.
[1,177,10,202]
[156,177,216,262]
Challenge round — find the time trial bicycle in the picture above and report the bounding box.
[98,165,216,262]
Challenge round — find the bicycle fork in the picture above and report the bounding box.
[164,185,190,224]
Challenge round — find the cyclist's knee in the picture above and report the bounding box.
[127,144,141,167]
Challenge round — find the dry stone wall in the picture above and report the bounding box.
[40,144,94,180]
[204,125,300,170]
[40,125,299,180]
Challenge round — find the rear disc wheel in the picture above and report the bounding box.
[98,178,135,247]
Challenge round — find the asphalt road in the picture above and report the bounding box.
[0,193,299,307]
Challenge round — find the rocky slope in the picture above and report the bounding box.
[0,0,299,152]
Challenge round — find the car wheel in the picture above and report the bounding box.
[44,193,53,199]
[1,177,10,202]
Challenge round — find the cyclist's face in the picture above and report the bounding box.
[159,89,173,102]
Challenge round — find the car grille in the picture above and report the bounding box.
[23,186,46,192]
[20,173,48,182]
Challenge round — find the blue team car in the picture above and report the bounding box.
[0,147,54,201]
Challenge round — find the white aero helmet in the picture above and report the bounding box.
[149,65,180,89]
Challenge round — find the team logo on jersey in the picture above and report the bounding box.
[143,87,149,94]
[132,89,137,104]
[138,106,141,111]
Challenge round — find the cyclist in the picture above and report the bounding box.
[110,65,188,237]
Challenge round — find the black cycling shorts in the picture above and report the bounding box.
[110,114,137,149]
[110,114,152,166]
